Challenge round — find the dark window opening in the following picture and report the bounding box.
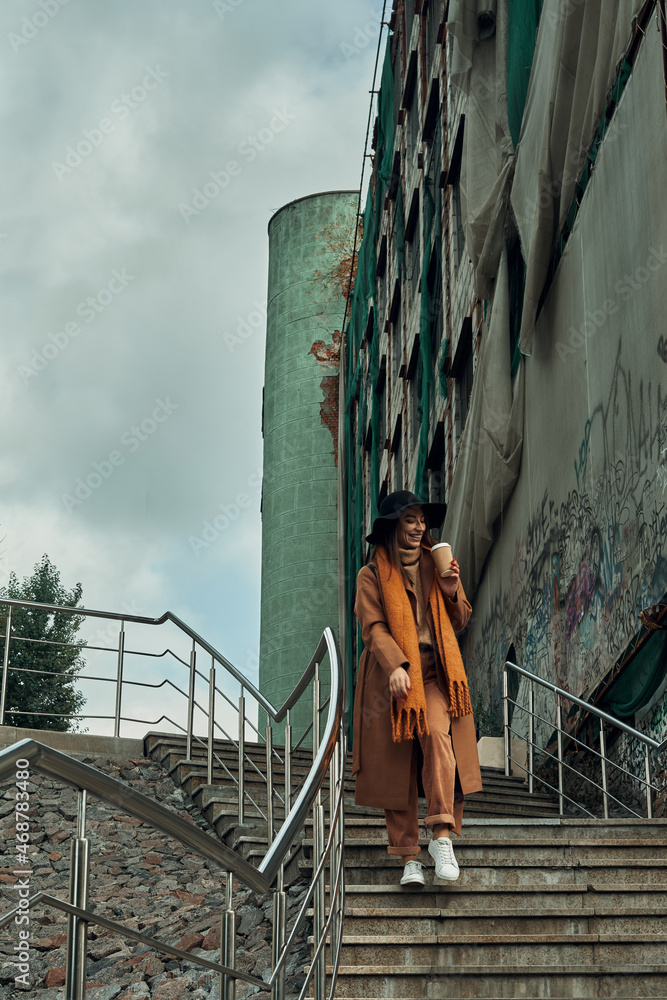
[427,419,446,510]
[411,353,424,449]
[409,218,421,301]
[425,0,443,68]
[427,249,443,358]
[457,347,473,433]
[391,415,404,491]
[390,284,402,378]
[453,181,465,268]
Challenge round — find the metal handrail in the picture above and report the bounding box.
[504,661,667,751]
[503,660,667,818]
[0,626,346,1000]
[0,596,320,720]
[0,595,319,831]
[0,629,341,890]
[0,893,268,988]
[0,597,314,722]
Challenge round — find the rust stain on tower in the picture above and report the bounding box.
[310,329,342,464]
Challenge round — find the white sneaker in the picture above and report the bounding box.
[428,837,459,881]
[400,860,425,887]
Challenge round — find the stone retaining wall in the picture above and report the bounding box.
[0,753,310,999]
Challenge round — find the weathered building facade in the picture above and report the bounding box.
[342,0,667,767]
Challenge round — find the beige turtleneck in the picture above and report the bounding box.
[399,547,433,648]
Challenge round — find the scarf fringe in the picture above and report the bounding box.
[375,545,473,745]
[391,704,428,743]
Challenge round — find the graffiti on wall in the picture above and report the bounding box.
[469,338,667,708]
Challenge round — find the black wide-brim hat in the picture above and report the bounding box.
[365,490,447,545]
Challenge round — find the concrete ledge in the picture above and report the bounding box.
[0,725,145,759]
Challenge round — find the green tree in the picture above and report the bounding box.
[0,555,86,731]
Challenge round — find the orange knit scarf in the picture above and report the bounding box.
[375,545,473,742]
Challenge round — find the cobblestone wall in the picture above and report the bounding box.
[0,754,310,999]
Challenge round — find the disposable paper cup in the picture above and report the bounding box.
[430,542,453,577]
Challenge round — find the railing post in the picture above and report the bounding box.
[220,872,235,1000]
[271,868,286,1000]
[186,640,196,761]
[313,661,321,753]
[238,689,245,825]
[503,667,510,777]
[557,697,564,817]
[312,660,325,1000]
[0,605,12,726]
[600,724,609,819]
[65,789,90,1000]
[645,744,653,819]
[271,706,290,1000]
[329,735,341,970]
[337,733,346,939]
[266,724,274,846]
[313,797,326,1000]
[113,622,125,738]
[284,709,292,813]
[207,659,215,786]
[528,683,535,795]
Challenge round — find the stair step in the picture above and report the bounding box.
[337,905,667,936]
[308,856,667,887]
[316,815,667,839]
[144,730,667,998]
[324,963,667,998]
[321,932,667,966]
[302,835,667,860]
[331,882,667,910]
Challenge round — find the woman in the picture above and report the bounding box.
[352,490,482,887]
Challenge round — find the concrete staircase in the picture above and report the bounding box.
[301,807,667,998]
[144,734,667,997]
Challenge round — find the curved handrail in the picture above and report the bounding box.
[504,661,667,752]
[0,893,267,988]
[0,627,342,892]
[0,596,323,720]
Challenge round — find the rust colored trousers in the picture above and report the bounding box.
[385,649,463,857]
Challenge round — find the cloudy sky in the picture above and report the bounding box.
[0,0,383,732]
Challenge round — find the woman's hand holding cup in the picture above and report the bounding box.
[431,541,460,598]
[439,556,460,598]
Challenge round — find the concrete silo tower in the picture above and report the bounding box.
[259,190,358,741]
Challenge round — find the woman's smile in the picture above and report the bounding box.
[397,507,426,549]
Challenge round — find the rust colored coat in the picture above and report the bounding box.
[352,550,483,811]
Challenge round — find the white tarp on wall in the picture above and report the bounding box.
[445,0,650,595]
[463,19,667,704]
[449,0,514,300]
[443,249,525,592]
[511,0,645,353]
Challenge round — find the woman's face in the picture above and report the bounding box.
[396,507,426,549]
